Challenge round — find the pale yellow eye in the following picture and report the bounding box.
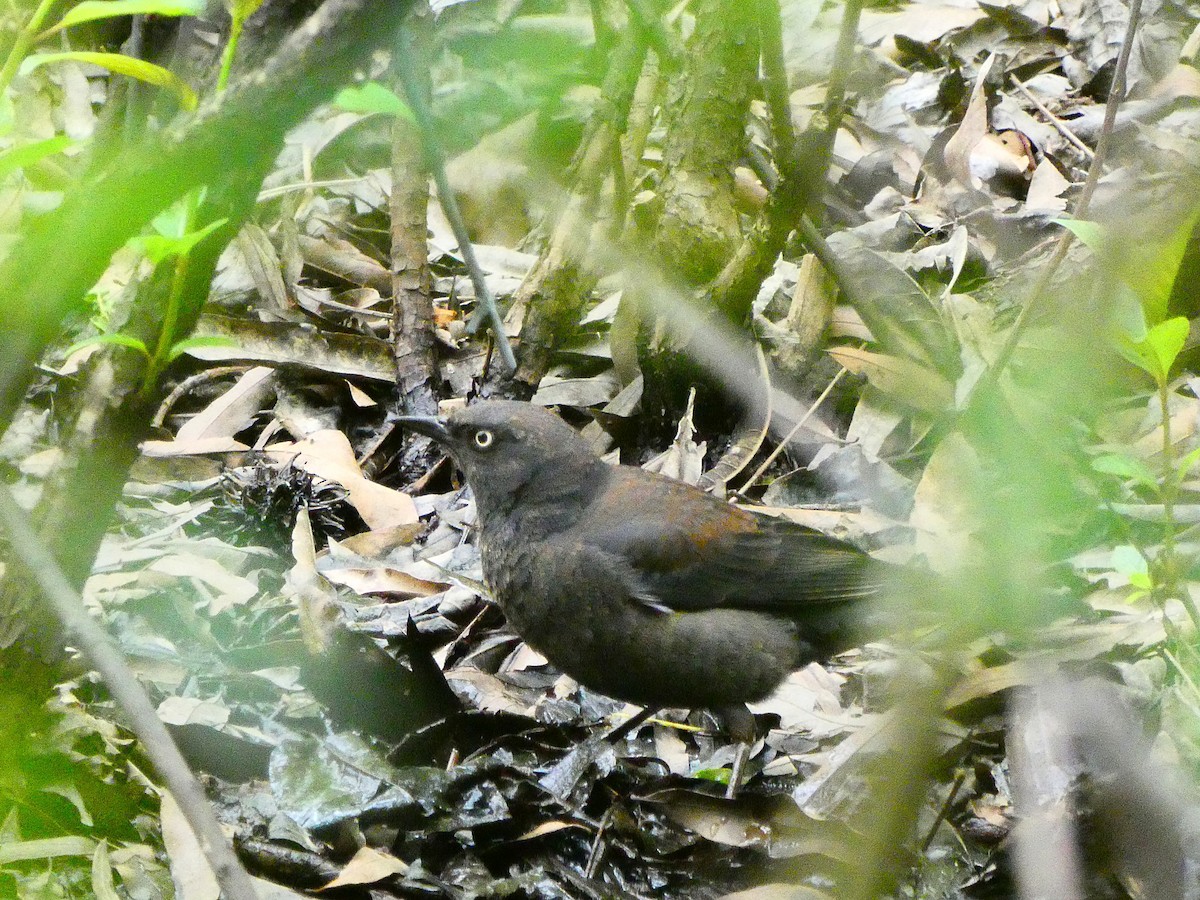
[473,429,494,449]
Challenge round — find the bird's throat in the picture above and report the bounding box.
[476,455,607,542]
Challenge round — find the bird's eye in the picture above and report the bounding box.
[473,429,495,449]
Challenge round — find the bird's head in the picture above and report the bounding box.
[397,401,603,522]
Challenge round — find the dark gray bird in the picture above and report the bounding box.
[399,401,889,726]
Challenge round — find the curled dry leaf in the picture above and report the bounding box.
[942,54,998,189]
[267,429,418,529]
[644,389,706,485]
[175,366,276,442]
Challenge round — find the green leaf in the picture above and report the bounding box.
[827,346,954,414]
[1176,445,1200,481]
[20,52,197,111]
[1128,572,1153,591]
[228,0,268,22]
[1142,317,1190,381]
[1091,453,1158,489]
[0,135,73,182]
[1116,316,1190,383]
[166,335,237,362]
[334,82,415,122]
[1055,217,1104,249]
[64,333,150,359]
[691,767,732,785]
[0,836,96,864]
[130,216,226,263]
[53,0,205,32]
[1060,215,1199,324]
[150,192,199,238]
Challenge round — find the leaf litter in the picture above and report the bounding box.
[9,0,1200,895]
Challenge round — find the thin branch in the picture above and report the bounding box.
[0,486,259,900]
[395,46,517,372]
[970,0,1144,395]
[1008,74,1094,160]
[735,359,850,497]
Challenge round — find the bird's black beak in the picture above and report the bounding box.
[396,415,449,443]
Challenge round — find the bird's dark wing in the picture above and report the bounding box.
[581,468,882,614]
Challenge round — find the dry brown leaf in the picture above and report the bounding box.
[1022,158,1070,213]
[445,668,537,717]
[749,664,851,738]
[644,389,706,484]
[176,366,276,442]
[827,346,953,414]
[334,524,426,557]
[298,234,391,293]
[745,505,899,545]
[189,314,395,381]
[908,432,981,573]
[159,792,219,900]
[318,846,407,890]
[319,565,446,598]
[513,821,590,842]
[718,885,835,900]
[345,381,376,408]
[141,437,251,456]
[791,712,891,817]
[859,4,986,50]
[943,54,997,188]
[147,553,258,614]
[156,697,230,728]
[236,223,293,311]
[654,725,692,776]
[267,430,418,529]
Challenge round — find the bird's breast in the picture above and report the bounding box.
[476,526,799,709]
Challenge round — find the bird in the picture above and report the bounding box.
[398,400,889,734]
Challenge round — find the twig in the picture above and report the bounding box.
[152,365,254,428]
[583,806,614,879]
[921,767,967,852]
[394,47,517,372]
[0,486,259,900]
[735,358,852,496]
[1008,74,1094,160]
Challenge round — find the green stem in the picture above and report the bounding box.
[215,17,244,93]
[140,250,190,399]
[1157,378,1200,630]
[0,0,60,96]
[1159,379,1177,586]
[140,193,200,398]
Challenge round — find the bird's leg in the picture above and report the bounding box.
[716,703,757,799]
[727,744,750,799]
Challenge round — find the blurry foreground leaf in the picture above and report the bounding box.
[0,136,74,181]
[334,82,415,121]
[50,0,205,33]
[20,52,198,110]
